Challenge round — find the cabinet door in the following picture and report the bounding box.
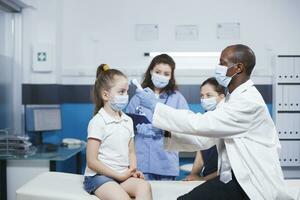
[280,141,300,166]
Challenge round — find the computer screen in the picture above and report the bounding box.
[25,105,61,132]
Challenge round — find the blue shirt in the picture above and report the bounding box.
[126,91,189,176]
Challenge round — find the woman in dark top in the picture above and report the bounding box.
[183,77,225,181]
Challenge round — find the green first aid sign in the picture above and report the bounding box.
[37,52,47,62]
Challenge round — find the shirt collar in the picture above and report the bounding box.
[159,92,169,99]
[228,79,254,99]
[98,108,129,124]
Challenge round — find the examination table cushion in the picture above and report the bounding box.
[16,172,203,200]
[16,172,300,200]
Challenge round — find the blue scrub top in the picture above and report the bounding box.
[126,91,189,176]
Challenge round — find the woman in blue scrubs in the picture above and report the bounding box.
[126,54,189,180]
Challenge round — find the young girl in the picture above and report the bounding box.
[126,54,189,180]
[83,64,152,200]
[183,77,225,181]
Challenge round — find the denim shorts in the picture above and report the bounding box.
[83,174,117,194]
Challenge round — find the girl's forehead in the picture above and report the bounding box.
[112,76,128,87]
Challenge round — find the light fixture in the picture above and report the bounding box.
[144,52,220,57]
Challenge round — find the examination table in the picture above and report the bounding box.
[16,172,300,200]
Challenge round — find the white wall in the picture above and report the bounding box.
[21,0,300,85]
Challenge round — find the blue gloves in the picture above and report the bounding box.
[136,123,161,138]
[135,88,158,112]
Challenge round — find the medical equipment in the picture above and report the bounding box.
[130,79,143,90]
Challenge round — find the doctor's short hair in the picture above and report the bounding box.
[141,54,178,94]
[225,44,256,76]
[201,77,226,95]
[92,64,127,115]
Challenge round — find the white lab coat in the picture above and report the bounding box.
[153,80,300,200]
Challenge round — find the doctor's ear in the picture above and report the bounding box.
[236,63,245,74]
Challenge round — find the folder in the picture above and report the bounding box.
[277,86,283,111]
[125,113,151,130]
[287,85,293,111]
[276,113,284,138]
[294,114,300,139]
[294,58,300,83]
[282,85,288,110]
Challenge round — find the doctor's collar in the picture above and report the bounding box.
[229,79,254,97]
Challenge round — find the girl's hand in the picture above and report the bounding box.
[182,174,202,181]
[132,170,145,179]
[116,168,136,182]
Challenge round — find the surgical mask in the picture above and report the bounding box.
[201,97,218,111]
[214,64,237,88]
[151,73,170,89]
[110,95,129,111]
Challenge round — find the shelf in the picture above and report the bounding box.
[277,82,300,85]
[277,111,300,113]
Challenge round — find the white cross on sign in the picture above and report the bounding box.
[37,52,47,62]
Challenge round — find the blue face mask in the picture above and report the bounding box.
[151,73,170,89]
[214,64,237,88]
[110,95,129,111]
[201,97,218,111]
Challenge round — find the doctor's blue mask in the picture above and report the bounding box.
[110,94,129,111]
[214,64,238,88]
[151,73,170,89]
[201,97,218,111]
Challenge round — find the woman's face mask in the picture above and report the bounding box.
[200,83,224,111]
[151,73,170,89]
[110,94,129,111]
[214,64,238,88]
[201,97,218,111]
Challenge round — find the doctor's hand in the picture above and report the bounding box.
[136,123,158,137]
[136,87,158,112]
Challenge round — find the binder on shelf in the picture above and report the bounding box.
[276,114,282,138]
[282,85,289,110]
[287,114,294,138]
[287,85,294,111]
[294,114,300,139]
[294,58,300,82]
[277,85,283,110]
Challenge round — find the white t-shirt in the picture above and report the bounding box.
[84,108,134,176]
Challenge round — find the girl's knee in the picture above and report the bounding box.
[137,181,152,194]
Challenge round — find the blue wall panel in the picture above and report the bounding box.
[42,104,93,173]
